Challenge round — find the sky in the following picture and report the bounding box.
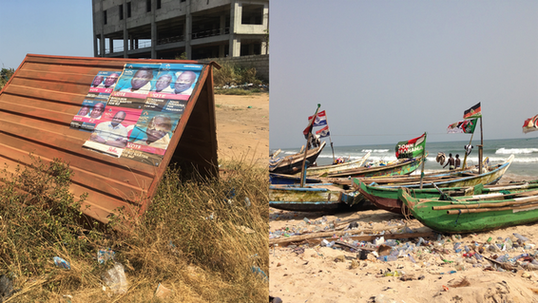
[269,1,538,149]
[0,1,93,70]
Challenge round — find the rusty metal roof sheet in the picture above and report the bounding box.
[0,54,219,223]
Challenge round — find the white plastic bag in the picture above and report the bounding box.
[102,263,128,295]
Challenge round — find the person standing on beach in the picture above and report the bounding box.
[455,154,461,169]
[443,153,455,170]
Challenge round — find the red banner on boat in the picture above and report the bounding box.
[395,133,426,159]
[523,114,538,134]
[447,118,477,134]
[463,102,482,119]
[316,125,330,138]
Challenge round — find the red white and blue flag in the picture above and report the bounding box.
[316,126,330,138]
[308,110,327,127]
[523,114,538,134]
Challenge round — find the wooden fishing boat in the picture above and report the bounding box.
[293,151,371,177]
[356,155,515,214]
[398,186,538,233]
[269,183,364,212]
[325,154,427,178]
[269,141,327,175]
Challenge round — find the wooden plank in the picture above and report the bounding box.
[0,94,83,114]
[0,116,159,176]
[0,144,150,201]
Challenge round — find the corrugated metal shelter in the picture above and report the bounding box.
[0,54,219,223]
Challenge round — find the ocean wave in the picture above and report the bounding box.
[362,149,390,153]
[496,148,538,154]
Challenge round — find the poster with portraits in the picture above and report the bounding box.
[89,71,121,94]
[78,63,202,164]
[70,98,107,132]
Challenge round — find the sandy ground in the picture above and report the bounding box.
[269,174,538,303]
[214,93,269,166]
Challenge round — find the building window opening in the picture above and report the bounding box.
[157,0,161,9]
[119,4,124,20]
[103,10,107,24]
[241,5,264,25]
[147,0,151,12]
[127,2,132,18]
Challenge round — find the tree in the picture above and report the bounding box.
[0,68,15,89]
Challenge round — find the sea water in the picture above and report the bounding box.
[272,137,538,178]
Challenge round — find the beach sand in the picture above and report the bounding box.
[214,93,269,165]
[270,174,538,303]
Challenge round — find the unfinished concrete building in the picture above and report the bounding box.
[92,0,269,60]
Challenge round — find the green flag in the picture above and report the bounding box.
[395,133,426,159]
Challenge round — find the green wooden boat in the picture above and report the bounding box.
[355,155,516,214]
[269,183,364,212]
[398,186,538,233]
[325,153,427,178]
[293,151,371,177]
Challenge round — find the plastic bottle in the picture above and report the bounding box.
[417,237,424,247]
[408,254,417,263]
[513,233,529,242]
[385,239,398,247]
[503,238,513,251]
[496,254,509,263]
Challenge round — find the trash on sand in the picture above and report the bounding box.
[53,257,71,270]
[251,266,268,282]
[98,248,116,264]
[0,275,15,302]
[102,263,129,295]
[155,283,173,299]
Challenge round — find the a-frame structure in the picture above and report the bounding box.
[0,54,219,223]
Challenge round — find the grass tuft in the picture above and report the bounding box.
[0,157,268,302]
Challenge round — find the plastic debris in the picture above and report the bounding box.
[53,257,71,270]
[0,275,15,302]
[98,248,116,264]
[251,266,268,281]
[102,263,129,295]
[155,283,173,299]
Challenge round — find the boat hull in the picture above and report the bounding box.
[269,183,364,212]
[269,142,326,175]
[357,155,516,214]
[327,155,425,178]
[399,187,538,233]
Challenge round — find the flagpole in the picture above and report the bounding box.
[462,132,474,170]
[419,132,427,189]
[324,111,336,163]
[301,104,321,187]
[478,116,483,174]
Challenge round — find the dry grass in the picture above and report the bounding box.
[0,158,268,302]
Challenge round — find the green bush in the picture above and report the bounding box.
[213,61,263,87]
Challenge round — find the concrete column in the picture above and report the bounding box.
[123,29,128,58]
[261,41,267,55]
[100,34,105,56]
[185,0,192,59]
[151,0,157,58]
[123,0,128,58]
[229,1,241,57]
[110,39,114,54]
[231,38,241,57]
[220,14,226,35]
